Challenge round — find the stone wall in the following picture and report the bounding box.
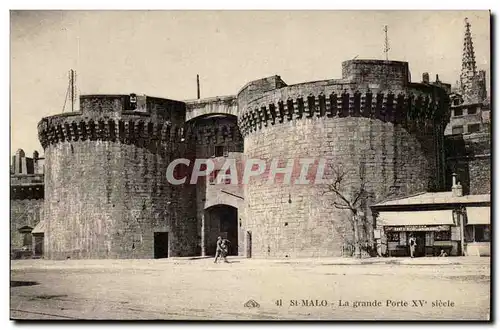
[468,157,490,195]
[185,96,238,121]
[341,60,410,91]
[10,198,43,250]
[42,141,196,259]
[11,174,44,186]
[242,117,440,258]
[445,132,491,195]
[11,166,44,253]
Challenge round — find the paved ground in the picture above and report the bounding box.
[10,256,490,321]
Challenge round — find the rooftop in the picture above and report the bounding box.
[372,191,490,208]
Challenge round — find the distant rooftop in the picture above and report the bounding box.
[372,192,490,208]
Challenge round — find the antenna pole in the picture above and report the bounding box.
[197,74,200,99]
[69,69,75,112]
[383,25,390,60]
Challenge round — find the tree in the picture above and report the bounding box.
[323,163,368,258]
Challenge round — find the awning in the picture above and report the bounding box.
[378,210,454,226]
[466,206,490,225]
[31,221,46,234]
[18,225,33,233]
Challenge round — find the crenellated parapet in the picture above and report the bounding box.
[11,174,45,200]
[237,60,450,136]
[184,123,242,145]
[238,90,450,136]
[38,94,188,154]
[11,184,44,200]
[37,114,187,154]
[183,114,243,145]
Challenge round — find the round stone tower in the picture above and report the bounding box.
[237,60,450,258]
[38,94,197,259]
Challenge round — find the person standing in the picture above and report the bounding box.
[214,236,223,263]
[409,234,417,258]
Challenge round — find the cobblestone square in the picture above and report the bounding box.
[10,257,490,320]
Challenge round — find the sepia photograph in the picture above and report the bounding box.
[8,9,491,321]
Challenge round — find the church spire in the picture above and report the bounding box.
[460,17,480,102]
[461,17,477,76]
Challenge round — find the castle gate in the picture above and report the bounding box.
[203,204,238,256]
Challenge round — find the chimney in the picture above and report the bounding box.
[435,74,440,83]
[451,173,463,197]
[422,72,429,84]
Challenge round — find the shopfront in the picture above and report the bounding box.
[464,206,490,256]
[371,192,490,258]
[376,210,459,257]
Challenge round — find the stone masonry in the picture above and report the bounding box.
[36,59,456,259]
[10,149,44,257]
[445,132,491,195]
[38,95,197,259]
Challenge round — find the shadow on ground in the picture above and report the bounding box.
[11,281,39,288]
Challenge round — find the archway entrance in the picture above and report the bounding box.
[204,205,238,256]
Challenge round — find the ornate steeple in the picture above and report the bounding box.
[461,18,477,76]
[459,17,484,103]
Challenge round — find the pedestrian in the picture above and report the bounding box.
[409,234,416,258]
[221,238,231,263]
[214,236,223,263]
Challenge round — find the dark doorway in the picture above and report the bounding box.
[154,232,169,258]
[220,208,238,255]
[409,232,426,257]
[205,205,238,256]
[33,234,44,257]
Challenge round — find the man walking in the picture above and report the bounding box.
[214,236,223,263]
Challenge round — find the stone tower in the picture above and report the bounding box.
[38,95,197,259]
[237,60,450,258]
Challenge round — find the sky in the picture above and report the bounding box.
[10,10,491,155]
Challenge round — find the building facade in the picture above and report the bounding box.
[371,175,490,257]
[444,18,491,195]
[10,149,45,258]
[32,58,451,259]
[369,18,491,258]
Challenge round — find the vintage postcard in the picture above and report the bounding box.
[9,10,491,321]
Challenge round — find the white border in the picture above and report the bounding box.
[2,2,498,329]
[2,0,498,10]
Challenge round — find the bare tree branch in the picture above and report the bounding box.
[324,162,371,258]
[333,202,352,210]
[351,182,366,208]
